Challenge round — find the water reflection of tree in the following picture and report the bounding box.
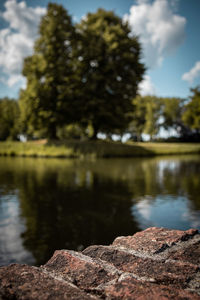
[179,160,200,210]
[127,157,200,207]
[18,166,138,265]
[1,156,200,266]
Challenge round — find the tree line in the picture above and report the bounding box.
[1,88,200,142]
[0,3,199,142]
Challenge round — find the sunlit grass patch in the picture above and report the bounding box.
[134,142,200,155]
[0,140,200,158]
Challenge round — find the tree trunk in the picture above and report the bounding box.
[48,123,57,141]
[90,126,98,140]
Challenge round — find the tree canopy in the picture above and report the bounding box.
[2,3,199,143]
[73,9,145,138]
[182,87,200,134]
[19,3,75,139]
[128,96,161,141]
[0,98,19,141]
[19,5,145,140]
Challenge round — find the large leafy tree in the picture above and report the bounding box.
[19,3,75,139]
[182,87,200,134]
[0,98,19,140]
[73,9,145,139]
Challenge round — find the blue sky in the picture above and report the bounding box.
[0,0,200,99]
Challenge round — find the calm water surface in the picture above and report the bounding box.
[0,155,200,266]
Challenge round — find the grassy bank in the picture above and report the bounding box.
[131,142,200,155]
[0,140,200,158]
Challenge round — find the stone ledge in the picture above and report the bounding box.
[1,227,200,299]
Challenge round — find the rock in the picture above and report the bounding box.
[112,227,198,254]
[82,244,198,288]
[0,264,97,300]
[42,249,119,290]
[103,275,200,300]
[0,227,200,299]
[167,238,200,264]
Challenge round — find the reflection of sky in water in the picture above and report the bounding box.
[132,195,200,230]
[158,160,179,182]
[0,192,35,266]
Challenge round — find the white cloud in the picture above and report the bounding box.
[139,75,156,95]
[0,194,35,265]
[134,199,151,219]
[182,211,200,228]
[7,74,26,88]
[3,0,45,38]
[124,0,186,68]
[0,0,46,87]
[182,61,200,84]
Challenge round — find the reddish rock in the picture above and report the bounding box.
[168,239,200,265]
[104,276,200,300]
[83,245,198,287]
[0,227,200,300]
[0,264,98,300]
[112,227,198,254]
[43,249,119,289]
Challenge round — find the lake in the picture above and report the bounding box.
[0,155,200,266]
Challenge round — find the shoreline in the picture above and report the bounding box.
[0,140,200,158]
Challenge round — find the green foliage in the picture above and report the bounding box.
[57,124,84,140]
[160,97,192,138]
[19,5,145,140]
[18,6,145,140]
[57,123,95,140]
[19,3,75,139]
[161,97,183,130]
[144,96,161,139]
[128,96,161,141]
[14,3,200,142]
[128,95,199,142]
[128,96,146,141]
[0,98,20,140]
[73,9,145,138]
[182,87,200,133]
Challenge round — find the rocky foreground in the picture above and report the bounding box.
[0,227,200,299]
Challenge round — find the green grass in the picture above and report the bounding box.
[133,142,200,155]
[0,141,74,158]
[0,140,200,158]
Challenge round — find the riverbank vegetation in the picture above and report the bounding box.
[0,3,200,153]
[0,140,200,158]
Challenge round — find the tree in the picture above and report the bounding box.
[73,9,145,139]
[144,96,162,140]
[162,97,182,129]
[0,98,19,140]
[19,3,75,139]
[128,96,161,141]
[182,87,200,134]
[161,97,190,137]
[127,96,146,141]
